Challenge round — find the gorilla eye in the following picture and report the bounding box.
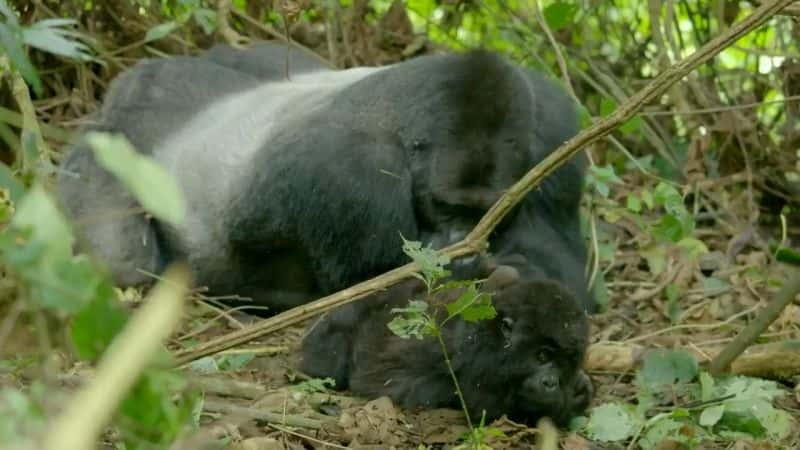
[536,347,555,363]
[411,139,427,152]
[501,317,514,348]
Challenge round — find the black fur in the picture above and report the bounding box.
[56,42,592,313]
[300,265,592,425]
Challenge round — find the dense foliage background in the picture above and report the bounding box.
[1,0,799,449]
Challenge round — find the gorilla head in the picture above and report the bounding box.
[300,265,592,426]
[384,52,538,240]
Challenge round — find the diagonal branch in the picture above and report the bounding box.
[172,0,796,366]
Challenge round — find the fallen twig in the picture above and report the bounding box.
[587,339,800,379]
[203,398,327,429]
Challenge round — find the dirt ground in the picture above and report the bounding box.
[155,239,800,450]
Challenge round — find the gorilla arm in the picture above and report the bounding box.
[224,124,420,303]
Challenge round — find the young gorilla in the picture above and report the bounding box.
[56,42,592,313]
[301,265,592,425]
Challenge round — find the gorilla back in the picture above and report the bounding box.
[57,43,590,312]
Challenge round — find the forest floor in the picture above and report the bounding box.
[144,212,800,450]
[5,6,799,447]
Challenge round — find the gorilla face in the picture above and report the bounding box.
[301,266,593,426]
[397,52,538,246]
[450,278,592,425]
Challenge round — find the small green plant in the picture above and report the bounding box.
[387,237,502,449]
[0,0,94,96]
[0,117,198,448]
[290,377,336,396]
[575,349,792,448]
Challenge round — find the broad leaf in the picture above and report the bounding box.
[87,132,186,227]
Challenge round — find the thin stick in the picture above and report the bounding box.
[709,269,800,375]
[43,265,191,450]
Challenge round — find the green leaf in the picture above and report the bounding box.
[620,115,643,135]
[144,21,181,42]
[445,284,496,323]
[36,255,103,313]
[664,283,681,324]
[641,189,654,210]
[0,23,43,96]
[87,132,186,227]
[716,411,765,438]
[712,376,790,439]
[751,401,791,439]
[542,2,578,31]
[699,371,714,402]
[718,376,784,402]
[291,377,336,395]
[639,349,698,389]
[585,403,638,442]
[701,276,729,293]
[677,237,708,259]
[699,404,724,427]
[653,214,685,242]
[117,369,199,447]
[21,19,93,61]
[775,245,800,266]
[388,300,434,339]
[11,184,73,261]
[639,417,685,450]
[192,9,218,35]
[0,1,19,24]
[640,244,667,276]
[0,161,26,204]
[70,282,128,360]
[187,356,219,374]
[401,237,450,287]
[591,273,609,310]
[216,352,254,371]
[626,194,641,213]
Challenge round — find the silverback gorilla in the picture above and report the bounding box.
[301,264,593,425]
[57,42,594,426]
[56,42,593,314]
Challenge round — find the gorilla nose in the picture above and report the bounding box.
[541,374,559,391]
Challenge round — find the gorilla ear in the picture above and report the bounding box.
[483,265,520,291]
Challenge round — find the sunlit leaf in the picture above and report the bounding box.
[0,23,43,95]
[145,21,181,42]
[543,2,578,31]
[22,19,93,61]
[11,184,73,261]
[639,417,685,450]
[70,281,128,360]
[699,405,724,427]
[216,352,255,371]
[639,349,698,389]
[445,284,496,322]
[585,403,638,442]
[87,132,186,227]
[291,377,336,395]
[389,300,434,339]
